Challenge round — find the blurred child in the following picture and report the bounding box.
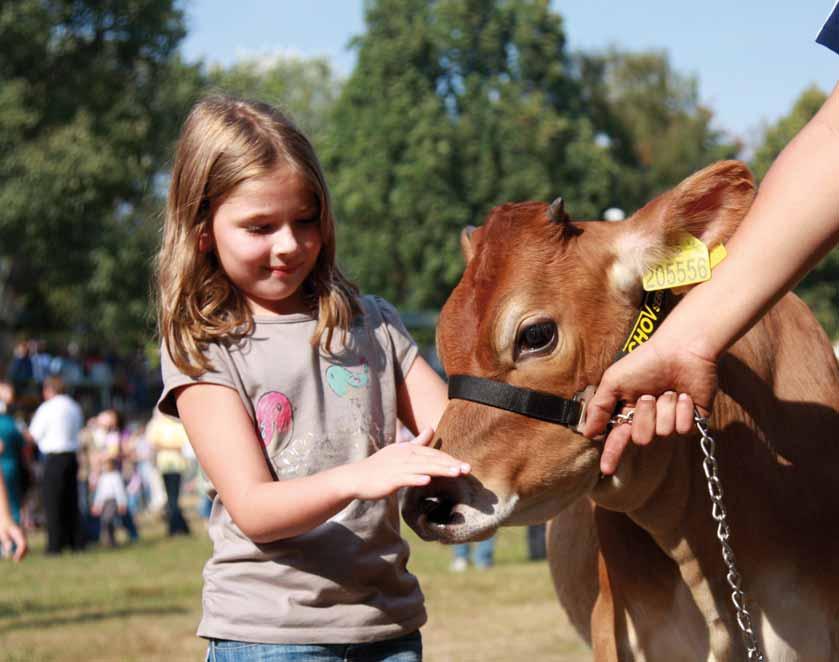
[90,456,127,547]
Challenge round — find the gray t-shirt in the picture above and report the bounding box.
[158,295,424,644]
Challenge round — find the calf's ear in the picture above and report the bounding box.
[610,160,755,294]
[656,160,755,247]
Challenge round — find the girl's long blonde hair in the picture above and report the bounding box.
[155,95,360,377]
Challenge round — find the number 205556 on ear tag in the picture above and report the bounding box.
[642,233,711,292]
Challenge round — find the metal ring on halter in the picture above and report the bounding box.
[609,407,635,426]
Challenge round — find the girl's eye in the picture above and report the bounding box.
[296,214,320,226]
[516,320,558,358]
[246,225,272,234]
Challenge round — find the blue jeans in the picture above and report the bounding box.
[453,537,495,568]
[207,631,422,662]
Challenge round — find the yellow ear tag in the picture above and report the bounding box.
[642,233,712,292]
[709,243,727,270]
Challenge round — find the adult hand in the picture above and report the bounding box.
[580,336,719,475]
[342,428,471,500]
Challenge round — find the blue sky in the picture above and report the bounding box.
[180,1,838,146]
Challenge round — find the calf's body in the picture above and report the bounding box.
[402,161,839,660]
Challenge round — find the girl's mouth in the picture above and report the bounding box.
[269,265,298,276]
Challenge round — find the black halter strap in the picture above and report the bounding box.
[448,375,583,427]
[447,289,676,430]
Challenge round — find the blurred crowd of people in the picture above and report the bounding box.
[6,338,157,419]
[0,346,201,556]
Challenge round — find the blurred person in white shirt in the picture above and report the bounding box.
[29,376,85,554]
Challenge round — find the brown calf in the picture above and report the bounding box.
[402,161,839,660]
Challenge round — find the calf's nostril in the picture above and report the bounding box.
[420,495,456,525]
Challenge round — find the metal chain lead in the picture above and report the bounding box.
[608,406,766,661]
[694,410,766,662]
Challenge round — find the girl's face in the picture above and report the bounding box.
[208,167,323,316]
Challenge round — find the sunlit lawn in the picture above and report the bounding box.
[2,507,591,661]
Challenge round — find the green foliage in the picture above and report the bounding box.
[749,86,839,337]
[0,0,201,350]
[323,0,620,309]
[750,85,827,182]
[8,0,833,352]
[575,49,741,212]
[206,55,340,141]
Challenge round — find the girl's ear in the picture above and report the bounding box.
[610,160,755,295]
[198,231,212,253]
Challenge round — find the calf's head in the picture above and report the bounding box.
[402,161,755,543]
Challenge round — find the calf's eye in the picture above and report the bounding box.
[516,320,558,357]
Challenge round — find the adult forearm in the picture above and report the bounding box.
[659,84,839,361]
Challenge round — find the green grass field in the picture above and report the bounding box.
[1,511,592,661]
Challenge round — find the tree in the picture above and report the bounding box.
[207,54,340,142]
[749,86,839,337]
[575,49,740,212]
[750,85,827,181]
[0,1,201,351]
[323,0,620,310]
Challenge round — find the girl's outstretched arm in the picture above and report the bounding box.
[175,381,466,543]
[395,355,448,435]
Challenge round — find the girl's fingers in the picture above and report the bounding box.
[600,423,632,475]
[403,474,431,487]
[409,459,469,477]
[675,393,695,434]
[655,391,677,437]
[410,427,434,446]
[631,396,656,446]
[406,445,470,473]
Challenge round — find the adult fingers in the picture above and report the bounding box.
[581,387,620,439]
[675,394,695,434]
[631,395,656,446]
[10,528,26,562]
[655,391,677,437]
[600,423,632,475]
[0,529,10,559]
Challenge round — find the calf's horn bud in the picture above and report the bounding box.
[547,197,569,223]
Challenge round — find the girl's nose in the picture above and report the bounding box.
[271,224,299,256]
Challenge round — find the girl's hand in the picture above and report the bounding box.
[340,428,471,501]
[580,336,718,475]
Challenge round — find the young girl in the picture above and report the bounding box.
[155,95,468,661]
